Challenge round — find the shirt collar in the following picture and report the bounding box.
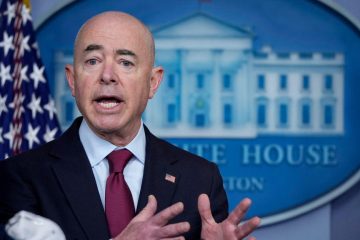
[79,119,146,167]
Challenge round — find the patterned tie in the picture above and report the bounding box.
[105,149,135,238]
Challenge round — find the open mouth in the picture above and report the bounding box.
[95,96,123,109]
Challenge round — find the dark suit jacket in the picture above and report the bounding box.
[0,117,228,240]
[0,225,11,240]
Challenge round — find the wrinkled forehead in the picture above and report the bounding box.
[74,12,154,62]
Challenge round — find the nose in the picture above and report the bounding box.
[100,61,117,85]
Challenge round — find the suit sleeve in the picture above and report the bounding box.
[209,163,229,223]
[0,160,39,224]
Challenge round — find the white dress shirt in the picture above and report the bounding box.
[79,119,146,210]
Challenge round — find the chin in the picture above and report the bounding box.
[87,116,123,132]
[96,121,123,132]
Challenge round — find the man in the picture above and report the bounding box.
[0,11,260,239]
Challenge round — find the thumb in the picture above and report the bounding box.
[133,195,157,222]
[198,194,216,225]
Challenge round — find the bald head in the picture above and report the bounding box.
[74,11,155,65]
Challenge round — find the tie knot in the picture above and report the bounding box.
[107,149,133,173]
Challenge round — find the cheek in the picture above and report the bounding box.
[139,82,152,100]
[74,81,90,103]
[127,83,149,108]
[74,82,81,97]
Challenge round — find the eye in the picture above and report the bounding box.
[85,58,99,65]
[120,60,134,68]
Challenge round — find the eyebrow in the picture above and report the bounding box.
[115,49,136,57]
[84,44,103,52]
[83,44,137,58]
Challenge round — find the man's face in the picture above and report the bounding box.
[66,13,163,145]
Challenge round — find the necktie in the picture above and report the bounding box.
[105,149,135,238]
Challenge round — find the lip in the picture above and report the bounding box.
[93,94,124,112]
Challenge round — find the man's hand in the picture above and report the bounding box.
[198,194,260,240]
[114,195,190,240]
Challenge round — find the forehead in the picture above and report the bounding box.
[79,23,141,49]
[75,14,152,57]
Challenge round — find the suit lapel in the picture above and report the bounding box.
[50,118,110,240]
[49,120,180,236]
[136,127,180,213]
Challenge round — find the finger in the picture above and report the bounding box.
[247,236,256,240]
[151,201,185,226]
[133,195,157,222]
[157,222,190,238]
[227,198,252,225]
[235,216,261,238]
[198,193,216,225]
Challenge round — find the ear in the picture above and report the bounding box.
[65,64,76,97]
[148,66,164,99]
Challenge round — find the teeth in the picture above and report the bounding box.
[99,101,119,108]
